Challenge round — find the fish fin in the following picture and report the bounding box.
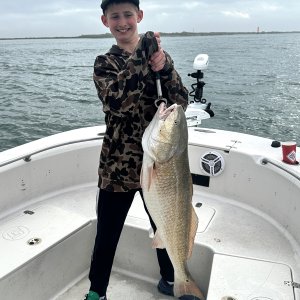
[188,207,198,258]
[146,163,156,191]
[152,231,165,249]
[174,275,205,300]
[140,162,155,191]
[149,163,155,191]
[140,165,144,187]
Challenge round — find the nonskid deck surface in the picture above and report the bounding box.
[56,270,171,300]
[0,184,299,299]
[29,183,297,266]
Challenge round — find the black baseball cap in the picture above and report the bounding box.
[101,0,140,12]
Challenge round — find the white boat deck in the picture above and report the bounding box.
[0,126,299,299]
[1,183,298,299]
[57,271,171,300]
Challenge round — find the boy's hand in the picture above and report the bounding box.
[149,32,166,72]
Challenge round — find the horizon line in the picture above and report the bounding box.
[1,30,300,40]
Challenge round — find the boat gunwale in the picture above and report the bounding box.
[261,158,300,181]
[0,135,104,168]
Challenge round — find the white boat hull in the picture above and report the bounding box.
[0,126,299,300]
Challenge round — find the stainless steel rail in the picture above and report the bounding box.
[0,135,103,168]
[261,158,300,181]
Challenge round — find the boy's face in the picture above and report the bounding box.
[101,3,143,46]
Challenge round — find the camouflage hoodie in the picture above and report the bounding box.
[94,31,188,192]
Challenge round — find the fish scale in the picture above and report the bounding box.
[141,103,205,299]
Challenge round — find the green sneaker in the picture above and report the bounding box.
[84,291,105,300]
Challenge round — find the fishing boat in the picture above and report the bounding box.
[0,55,299,300]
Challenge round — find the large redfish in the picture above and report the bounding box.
[141,103,204,299]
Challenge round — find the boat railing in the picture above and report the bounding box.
[0,135,103,168]
[1,137,299,184]
[261,158,300,182]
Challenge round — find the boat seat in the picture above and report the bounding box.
[206,254,295,300]
[0,204,91,280]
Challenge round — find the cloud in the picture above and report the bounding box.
[222,10,250,19]
[0,0,300,38]
[180,2,204,10]
[0,0,96,16]
[142,3,164,10]
[260,4,280,11]
[52,8,95,17]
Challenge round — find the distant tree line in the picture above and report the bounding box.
[1,31,300,40]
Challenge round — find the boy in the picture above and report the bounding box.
[85,1,200,299]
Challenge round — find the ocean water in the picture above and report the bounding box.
[0,33,300,152]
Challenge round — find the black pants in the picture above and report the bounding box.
[88,189,174,296]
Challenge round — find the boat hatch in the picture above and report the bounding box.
[207,254,295,300]
[127,193,215,234]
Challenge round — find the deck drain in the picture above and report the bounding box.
[27,238,42,246]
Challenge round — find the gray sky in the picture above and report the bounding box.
[1,0,300,38]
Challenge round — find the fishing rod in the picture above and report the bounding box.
[154,72,167,108]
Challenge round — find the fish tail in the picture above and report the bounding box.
[174,276,205,300]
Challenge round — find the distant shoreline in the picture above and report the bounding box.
[1,31,300,40]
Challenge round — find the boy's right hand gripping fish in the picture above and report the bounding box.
[141,103,205,300]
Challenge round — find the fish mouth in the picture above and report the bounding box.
[158,103,178,121]
[150,103,180,147]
